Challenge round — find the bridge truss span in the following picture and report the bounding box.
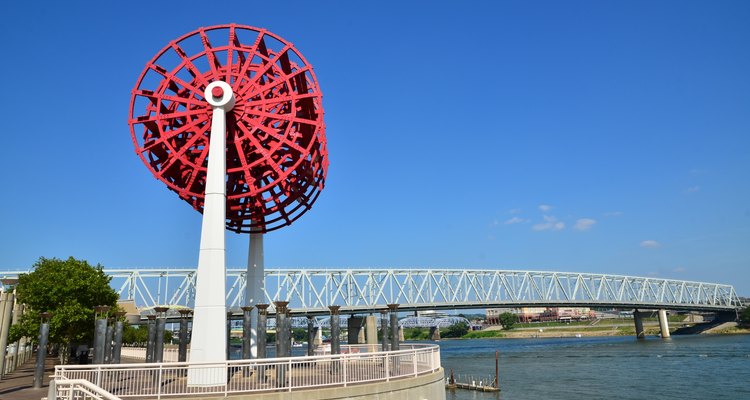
[0,268,742,313]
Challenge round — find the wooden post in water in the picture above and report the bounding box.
[494,350,499,388]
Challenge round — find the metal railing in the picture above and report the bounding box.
[54,344,441,399]
[55,379,121,400]
[0,268,742,313]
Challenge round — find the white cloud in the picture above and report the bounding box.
[604,211,623,217]
[505,217,526,225]
[673,267,686,273]
[509,208,522,215]
[685,185,700,194]
[640,240,661,249]
[539,204,553,212]
[533,216,565,231]
[574,218,597,231]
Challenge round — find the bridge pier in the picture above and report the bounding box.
[633,310,645,339]
[314,325,323,346]
[658,309,671,338]
[365,315,378,345]
[347,316,365,344]
[429,326,441,341]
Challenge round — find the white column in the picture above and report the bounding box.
[246,232,264,358]
[658,309,671,338]
[188,81,234,386]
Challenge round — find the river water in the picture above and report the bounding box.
[439,334,750,400]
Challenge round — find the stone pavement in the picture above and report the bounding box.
[0,357,57,400]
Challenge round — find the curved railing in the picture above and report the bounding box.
[54,344,441,399]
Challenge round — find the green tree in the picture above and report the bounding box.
[9,257,119,363]
[442,322,469,338]
[122,323,149,345]
[740,307,750,325]
[498,312,519,330]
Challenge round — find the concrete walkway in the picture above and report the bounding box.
[0,357,57,400]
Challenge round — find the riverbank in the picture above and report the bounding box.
[406,320,750,340]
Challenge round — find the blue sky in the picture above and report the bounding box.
[1,1,748,294]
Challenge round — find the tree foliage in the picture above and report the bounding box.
[9,257,119,360]
[740,307,750,325]
[442,322,469,338]
[122,324,173,345]
[498,312,519,330]
[122,323,148,345]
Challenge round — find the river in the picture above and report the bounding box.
[439,334,750,399]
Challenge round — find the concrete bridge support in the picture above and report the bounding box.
[633,310,645,339]
[365,315,378,345]
[429,326,441,341]
[658,309,671,338]
[398,327,405,342]
[306,316,316,356]
[347,316,365,345]
[314,326,323,346]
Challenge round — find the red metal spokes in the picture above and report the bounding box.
[129,24,327,233]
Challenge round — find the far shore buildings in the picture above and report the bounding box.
[486,307,595,324]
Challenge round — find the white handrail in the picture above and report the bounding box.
[54,344,441,399]
[55,379,122,400]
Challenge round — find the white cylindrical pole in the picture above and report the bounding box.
[246,231,264,358]
[188,81,234,386]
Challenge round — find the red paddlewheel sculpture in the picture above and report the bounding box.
[129,24,327,233]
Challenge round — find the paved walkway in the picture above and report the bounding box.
[0,357,57,400]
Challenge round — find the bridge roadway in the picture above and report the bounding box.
[1,268,742,315]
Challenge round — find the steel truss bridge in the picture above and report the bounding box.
[0,268,742,315]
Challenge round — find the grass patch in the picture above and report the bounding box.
[403,328,430,340]
[463,330,505,339]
